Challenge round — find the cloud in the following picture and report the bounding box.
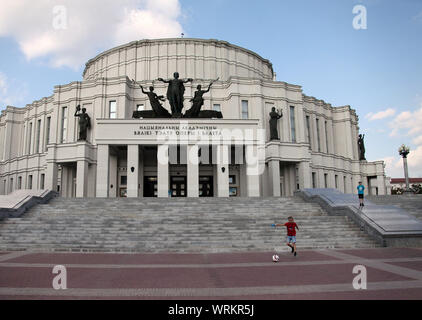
[407,146,422,177]
[413,135,422,146]
[382,156,403,178]
[365,108,396,121]
[0,72,28,108]
[382,143,422,178]
[376,102,422,178]
[0,0,184,69]
[388,106,422,137]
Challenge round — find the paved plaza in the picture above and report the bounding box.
[0,247,421,300]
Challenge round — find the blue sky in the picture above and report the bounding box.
[0,0,421,178]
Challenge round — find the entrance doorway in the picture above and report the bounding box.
[144,176,157,197]
[171,176,186,197]
[199,176,213,197]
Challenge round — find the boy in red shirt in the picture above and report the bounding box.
[272,216,299,256]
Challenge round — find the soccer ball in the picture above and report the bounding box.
[272,254,279,262]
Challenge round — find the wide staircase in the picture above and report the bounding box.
[0,197,380,253]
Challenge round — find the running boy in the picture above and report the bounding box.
[272,216,299,256]
[357,181,365,209]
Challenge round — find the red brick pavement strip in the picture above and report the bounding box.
[386,261,422,271]
[3,250,335,265]
[2,288,422,300]
[0,264,411,289]
[338,247,422,259]
[0,248,421,299]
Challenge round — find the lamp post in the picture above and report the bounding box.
[398,144,411,194]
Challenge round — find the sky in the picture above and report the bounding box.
[0,0,421,178]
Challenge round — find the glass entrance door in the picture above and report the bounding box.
[171,176,186,197]
[199,176,213,197]
[144,176,157,197]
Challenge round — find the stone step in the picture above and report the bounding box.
[0,196,380,252]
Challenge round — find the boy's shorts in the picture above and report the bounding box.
[358,194,364,199]
[286,236,296,243]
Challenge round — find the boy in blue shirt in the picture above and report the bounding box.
[357,181,365,209]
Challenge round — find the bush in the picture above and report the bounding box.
[411,184,422,194]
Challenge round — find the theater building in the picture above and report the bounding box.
[0,38,387,198]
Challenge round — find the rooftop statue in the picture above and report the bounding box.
[135,81,172,118]
[184,78,219,118]
[157,72,193,117]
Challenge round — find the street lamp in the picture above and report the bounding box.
[398,144,411,194]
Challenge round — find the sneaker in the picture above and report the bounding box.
[294,251,297,257]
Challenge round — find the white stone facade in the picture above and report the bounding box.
[0,38,387,198]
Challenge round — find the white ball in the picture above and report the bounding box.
[272,254,279,262]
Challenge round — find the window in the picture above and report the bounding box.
[45,117,51,150]
[296,167,299,190]
[290,106,296,143]
[120,176,127,185]
[229,175,236,184]
[9,178,13,193]
[241,100,249,119]
[35,119,41,153]
[312,172,316,188]
[324,173,328,188]
[61,107,68,143]
[28,175,33,190]
[325,121,329,153]
[344,176,347,193]
[109,101,117,119]
[28,122,33,154]
[18,177,22,190]
[40,174,45,190]
[316,118,321,152]
[213,104,221,112]
[137,104,144,111]
[335,175,338,189]
[306,115,311,145]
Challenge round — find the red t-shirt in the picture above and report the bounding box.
[284,222,297,236]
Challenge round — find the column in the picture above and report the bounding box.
[377,175,386,195]
[216,144,229,197]
[3,119,13,160]
[45,162,58,192]
[318,170,325,189]
[296,106,306,143]
[268,160,281,197]
[329,171,336,189]
[246,144,260,197]
[76,160,89,198]
[96,144,109,198]
[345,119,354,159]
[157,144,169,198]
[327,119,335,155]
[187,145,199,197]
[127,145,139,198]
[138,148,144,198]
[298,161,312,189]
[109,154,118,198]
